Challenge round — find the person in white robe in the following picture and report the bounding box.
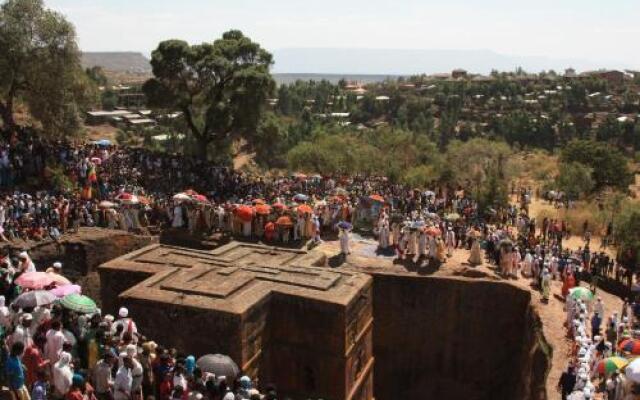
[445,227,456,257]
[172,203,184,228]
[339,228,351,256]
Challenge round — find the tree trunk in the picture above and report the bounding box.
[0,101,16,135]
[196,136,211,161]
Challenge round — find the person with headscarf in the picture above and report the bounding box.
[541,268,552,303]
[338,226,351,256]
[17,251,35,274]
[238,376,253,399]
[10,313,34,349]
[184,356,195,379]
[45,320,66,364]
[0,295,9,336]
[52,352,73,399]
[113,307,138,344]
[126,345,143,400]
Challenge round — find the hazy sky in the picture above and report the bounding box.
[47,0,639,68]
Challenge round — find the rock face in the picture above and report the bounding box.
[98,240,550,400]
[370,273,549,400]
[8,228,154,302]
[99,243,372,400]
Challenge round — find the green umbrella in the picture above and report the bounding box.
[569,287,594,302]
[60,294,97,314]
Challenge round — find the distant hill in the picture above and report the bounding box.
[272,48,626,75]
[81,52,151,73]
[273,73,401,85]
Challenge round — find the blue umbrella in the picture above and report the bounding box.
[337,221,353,230]
[94,139,112,146]
[293,194,309,202]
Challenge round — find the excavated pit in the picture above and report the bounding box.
[21,232,550,400]
[368,272,550,400]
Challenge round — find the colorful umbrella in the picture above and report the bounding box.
[425,226,442,236]
[569,287,594,302]
[50,284,82,298]
[192,194,209,203]
[272,203,288,211]
[369,194,385,203]
[254,204,272,215]
[116,193,139,205]
[99,200,116,209]
[60,294,97,314]
[235,205,254,222]
[597,357,628,375]
[297,204,313,215]
[47,273,71,286]
[13,290,57,308]
[626,358,640,383]
[173,193,191,201]
[619,339,640,355]
[15,272,54,290]
[276,216,293,227]
[252,199,266,205]
[183,189,199,196]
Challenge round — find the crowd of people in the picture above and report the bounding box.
[0,252,274,400]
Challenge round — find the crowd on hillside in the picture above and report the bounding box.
[0,253,271,400]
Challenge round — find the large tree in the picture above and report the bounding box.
[561,139,633,191]
[0,0,92,136]
[143,30,275,160]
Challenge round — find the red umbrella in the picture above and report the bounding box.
[369,194,385,203]
[276,216,293,227]
[15,272,55,290]
[192,194,208,203]
[297,204,313,215]
[272,203,288,211]
[619,339,640,355]
[235,205,254,222]
[254,204,272,215]
[425,227,442,236]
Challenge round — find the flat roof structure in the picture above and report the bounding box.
[100,242,374,400]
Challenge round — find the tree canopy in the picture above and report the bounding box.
[560,139,633,191]
[0,0,93,137]
[143,30,275,160]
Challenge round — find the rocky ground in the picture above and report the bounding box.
[315,233,623,400]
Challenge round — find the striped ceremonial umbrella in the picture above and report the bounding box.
[369,194,385,203]
[569,287,594,302]
[60,294,97,314]
[235,205,254,222]
[297,204,313,215]
[276,216,293,227]
[254,204,272,215]
[597,356,628,375]
[619,339,640,355]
